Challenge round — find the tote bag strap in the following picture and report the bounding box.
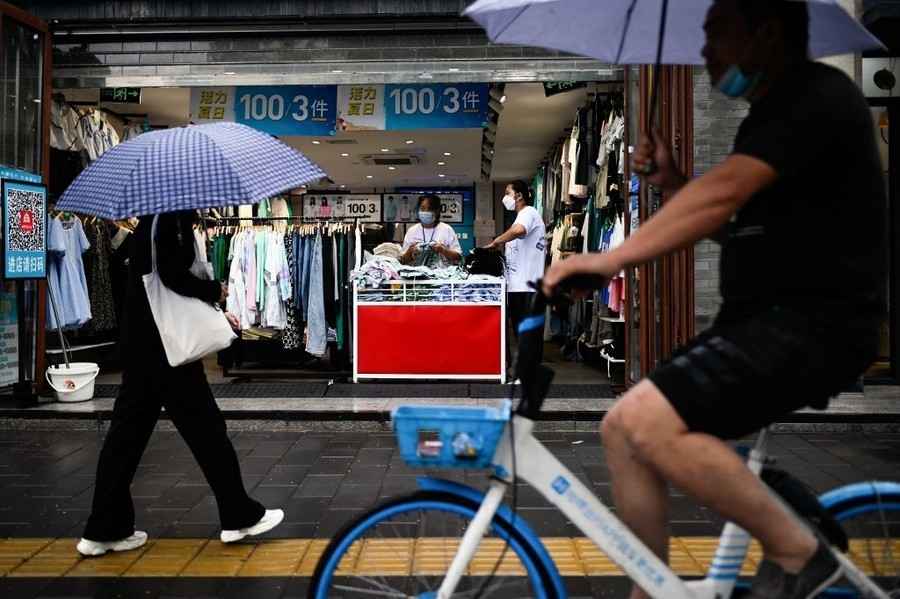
[149,214,160,274]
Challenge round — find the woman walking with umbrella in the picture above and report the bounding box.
[55,123,327,555]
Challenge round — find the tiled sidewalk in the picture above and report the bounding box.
[0,429,899,597]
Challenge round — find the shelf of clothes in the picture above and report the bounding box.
[49,95,150,198]
[45,212,134,351]
[530,90,632,370]
[202,220,365,373]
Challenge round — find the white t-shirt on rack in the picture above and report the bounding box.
[505,206,546,293]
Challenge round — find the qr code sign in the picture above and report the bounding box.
[6,188,44,251]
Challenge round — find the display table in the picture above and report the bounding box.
[353,280,506,382]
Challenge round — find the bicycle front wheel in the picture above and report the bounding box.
[308,489,558,599]
[821,481,900,597]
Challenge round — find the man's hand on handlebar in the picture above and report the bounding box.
[542,253,622,299]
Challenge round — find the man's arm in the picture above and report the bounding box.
[544,154,777,289]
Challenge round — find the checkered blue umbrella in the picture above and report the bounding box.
[57,122,327,220]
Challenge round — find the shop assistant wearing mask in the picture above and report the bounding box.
[486,180,547,347]
[400,194,462,268]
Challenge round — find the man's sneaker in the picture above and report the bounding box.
[76,531,148,557]
[220,509,284,544]
[748,542,842,599]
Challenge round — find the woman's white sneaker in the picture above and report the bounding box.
[76,531,148,557]
[220,509,284,544]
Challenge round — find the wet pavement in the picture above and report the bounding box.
[0,428,898,598]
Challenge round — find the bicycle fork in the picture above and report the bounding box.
[436,479,509,599]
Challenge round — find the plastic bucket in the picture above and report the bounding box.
[46,363,100,403]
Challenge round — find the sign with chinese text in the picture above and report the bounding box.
[543,81,587,97]
[384,83,489,130]
[190,87,237,123]
[235,86,337,136]
[337,85,386,131]
[0,283,18,388]
[0,167,41,184]
[2,181,47,280]
[100,87,142,103]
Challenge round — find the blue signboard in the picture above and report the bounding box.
[385,83,490,130]
[2,181,47,280]
[0,167,42,184]
[234,85,337,136]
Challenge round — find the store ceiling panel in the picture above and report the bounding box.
[282,129,483,189]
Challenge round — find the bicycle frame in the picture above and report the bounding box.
[436,415,890,599]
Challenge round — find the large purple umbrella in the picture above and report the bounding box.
[464,0,884,65]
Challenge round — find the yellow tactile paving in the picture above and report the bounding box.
[0,537,894,578]
[0,538,52,576]
[122,539,207,577]
[237,539,311,577]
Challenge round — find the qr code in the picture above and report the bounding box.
[6,188,44,251]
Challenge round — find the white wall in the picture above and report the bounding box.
[817,0,863,84]
[863,58,899,98]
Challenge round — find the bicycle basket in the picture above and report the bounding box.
[392,401,511,469]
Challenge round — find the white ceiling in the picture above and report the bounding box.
[283,129,483,189]
[58,83,593,189]
[491,83,589,182]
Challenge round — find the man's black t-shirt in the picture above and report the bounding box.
[721,62,886,321]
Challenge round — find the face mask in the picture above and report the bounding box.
[502,194,517,211]
[418,211,436,226]
[715,64,763,98]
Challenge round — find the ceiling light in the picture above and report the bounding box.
[438,174,446,178]
[340,152,350,157]
[437,161,446,166]
[380,148,390,152]
[332,69,343,74]
[366,175,374,179]
[388,166,396,171]
[448,67,460,72]
[405,139,415,145]
[499,94,507,104]
[312,140,321,145]
[340,184,347,188]
[443,152,452,156]
[223,71,236,76]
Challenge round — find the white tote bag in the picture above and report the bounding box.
[143,215,237,367]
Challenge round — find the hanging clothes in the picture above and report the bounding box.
[282,234,302,350]
[46,216,92,330]
[83,221,117,332]
[306,233,327,357]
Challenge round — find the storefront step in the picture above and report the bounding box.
[0,390,899,434]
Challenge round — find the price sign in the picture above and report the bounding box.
[437,194,464,224]
[384,83,489,130]
[343,195,382,223]
[302,195,381,222]
[234,85,337,136]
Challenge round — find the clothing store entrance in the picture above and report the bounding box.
[46,76,644,394]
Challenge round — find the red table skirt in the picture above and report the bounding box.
[356,305,503,376]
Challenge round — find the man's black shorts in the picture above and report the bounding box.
[648,305,879,440]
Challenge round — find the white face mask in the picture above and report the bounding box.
[502,194,517,211]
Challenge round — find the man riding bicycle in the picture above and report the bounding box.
[543,1,887,597]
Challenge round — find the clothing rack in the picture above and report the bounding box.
[208,219,355,383]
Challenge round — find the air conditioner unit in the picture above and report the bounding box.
[361,154,422,166]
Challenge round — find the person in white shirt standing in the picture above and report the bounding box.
[487,180,547,362]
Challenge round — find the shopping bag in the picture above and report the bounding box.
[143,215,236,367]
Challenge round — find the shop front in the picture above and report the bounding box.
[13,0,701,397]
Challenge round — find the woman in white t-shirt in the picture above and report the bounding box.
[486,181,547,358]
[400,194,462,268]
